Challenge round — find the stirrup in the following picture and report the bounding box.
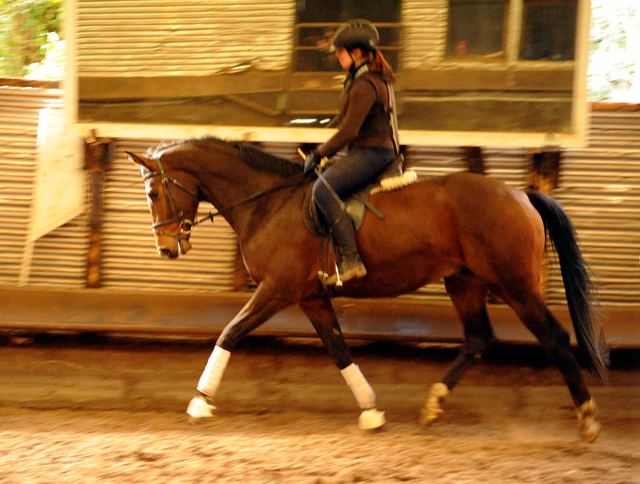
[326,259,367,286]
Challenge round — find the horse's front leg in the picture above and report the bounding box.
[299,296,385,431]
[187,282,292,422]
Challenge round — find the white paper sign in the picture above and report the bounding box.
[29,107,85,241]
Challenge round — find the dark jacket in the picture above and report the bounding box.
[317,63,396,158]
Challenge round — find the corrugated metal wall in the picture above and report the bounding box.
[401,0,448,68]
[1,86,638,310]
[0,87,88,288]
[0,88,42,284]
[76,0,452,76]
[28,216,89,288]
[77,0,297,75]
[547,111,640,306]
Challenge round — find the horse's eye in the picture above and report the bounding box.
[148,191,159,201]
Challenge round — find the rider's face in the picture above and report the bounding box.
[335,48,353,70]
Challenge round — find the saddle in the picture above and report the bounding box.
[303,154,417,238]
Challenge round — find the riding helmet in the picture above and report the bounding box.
[330,19,379,53]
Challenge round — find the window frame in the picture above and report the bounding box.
[445,0,579,63]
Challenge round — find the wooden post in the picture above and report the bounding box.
[527,148,561,194]
[464,146,485,174]
[84,131,113,288]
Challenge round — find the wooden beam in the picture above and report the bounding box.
[0,77,60,89]
[592,102,640,112]
[79,71,287,101]
[84,132,114,289]
[400,65,574,92]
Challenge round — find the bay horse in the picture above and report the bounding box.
[126,136,608,442]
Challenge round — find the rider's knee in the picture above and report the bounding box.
[312,180,330,208]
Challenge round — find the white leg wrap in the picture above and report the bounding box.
[196,346,231,398]
[341,363,376,410]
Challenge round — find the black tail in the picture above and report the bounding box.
[527,191,609,383]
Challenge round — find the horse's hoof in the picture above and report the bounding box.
[420,382,449,428]
[186,396,215,424]
[419,409,439,428]
[581,420,601,443]
[359,409,385,431]
[576,398,600,443]
[419,400,443,427]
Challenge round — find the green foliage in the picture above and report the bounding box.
[588,0,639,102]
[0,0,62,77]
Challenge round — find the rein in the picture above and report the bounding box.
[143,156,307,238]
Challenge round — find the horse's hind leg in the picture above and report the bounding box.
[421,272,494,427]
[505,293,600,442]
[187,282,292,421]
[299,296,385,430]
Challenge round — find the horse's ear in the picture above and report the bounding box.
[125,151,153,170]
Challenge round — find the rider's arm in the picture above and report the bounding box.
[317,79,377,159]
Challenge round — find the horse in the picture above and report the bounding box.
[126,136,608,442]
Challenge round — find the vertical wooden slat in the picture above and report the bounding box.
[84,133,114,288]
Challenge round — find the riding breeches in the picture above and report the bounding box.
[312,147,396,216]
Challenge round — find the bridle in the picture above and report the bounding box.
[142,156,307,240]
[142,156,207,240]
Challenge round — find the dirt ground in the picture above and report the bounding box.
[0,334,638,484]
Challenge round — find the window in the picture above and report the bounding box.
[293,0,402,72]
[446,0,578,60]
[446,0,507,57]
[519,0,577,60]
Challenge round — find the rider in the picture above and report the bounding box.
[304,19,399,285]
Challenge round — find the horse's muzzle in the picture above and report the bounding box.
[156,233,191,259]
[158,246,179,259]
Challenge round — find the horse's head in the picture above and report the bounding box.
[126,151,199,259]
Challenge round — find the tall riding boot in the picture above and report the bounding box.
[324,204,367,285]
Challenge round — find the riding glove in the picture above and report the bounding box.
[304,149,321,174]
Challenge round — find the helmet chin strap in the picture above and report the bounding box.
[348,51,356,68]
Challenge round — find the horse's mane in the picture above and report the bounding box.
[148,136,303,177]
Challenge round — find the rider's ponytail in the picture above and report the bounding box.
[369,49,395,83]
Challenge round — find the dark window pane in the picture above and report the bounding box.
[295,50,342,72]
[293,0,402,73]
[297,27,335,48]
[378,26,402,47]
[294,46,400,72]
[446,2,506,57]
[520,1,577,60]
